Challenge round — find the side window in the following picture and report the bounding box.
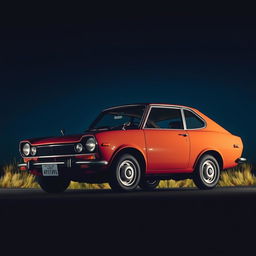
[145,108,184,129]
[184,110,205,129]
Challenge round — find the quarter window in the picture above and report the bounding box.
[184,110,205,129]
[145,108,184,129]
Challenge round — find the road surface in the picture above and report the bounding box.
[0,187,256,254]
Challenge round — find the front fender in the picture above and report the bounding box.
[109,144,147,167]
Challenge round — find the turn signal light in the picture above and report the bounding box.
[75,154,96,160]
[20,166,27,171]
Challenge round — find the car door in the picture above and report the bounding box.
[143,106,190,173]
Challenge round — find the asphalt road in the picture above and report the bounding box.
[1,187,256,255]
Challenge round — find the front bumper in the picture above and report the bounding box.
[235,157,247,164]
[17,160,108,170]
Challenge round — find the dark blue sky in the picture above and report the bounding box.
[0,14,255,165]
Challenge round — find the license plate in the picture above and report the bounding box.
[42,164,59,176]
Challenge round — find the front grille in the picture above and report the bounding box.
[36,144,75,156]
[35,157,68,162]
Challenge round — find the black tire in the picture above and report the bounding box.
[139,178,160,191]
[193,154,220,190]
[109,154,141,192]
[37,176,70,193]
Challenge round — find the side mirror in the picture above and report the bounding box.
[60,129,65,136]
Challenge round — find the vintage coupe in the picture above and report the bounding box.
[18,103,246,193]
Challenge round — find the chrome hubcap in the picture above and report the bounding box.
[118,160,137,187]
[202,160,217,184]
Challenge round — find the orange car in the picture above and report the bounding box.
[18,103,246,193]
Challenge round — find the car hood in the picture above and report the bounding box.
[24,133,95,145]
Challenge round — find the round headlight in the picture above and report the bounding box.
[75,143,83,153]
[31,146,37,156]
[23,143,30,156]
[85,138,96,152]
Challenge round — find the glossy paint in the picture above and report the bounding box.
[19,103,244,175]
[95,130,146,164]
[143,130,190,172]
[24,134,91,145]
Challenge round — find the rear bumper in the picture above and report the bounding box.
[235,157,247,164]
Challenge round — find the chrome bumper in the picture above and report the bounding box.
[235,157,247,164]
[18,160,108,169]
[17,163,28,167]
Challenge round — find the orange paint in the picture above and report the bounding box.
[19,103,244,177]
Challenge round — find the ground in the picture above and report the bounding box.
[0,187,255,255]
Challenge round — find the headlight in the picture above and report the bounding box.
[31,146,37,156]
[75,143,83,153]
[22,143,30,156]
[85,138,96,152]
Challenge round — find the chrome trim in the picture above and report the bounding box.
[20,136,97,157]
[181,108,187,130]
[235,157,247,164]
[33,162,65,166]
[67,158,72,168]
[17,163,27,167]
[19,141,31,156]
[182,108,207,130]
[142,105,207,130]
[101,104,147,130]
[142,105,185,130]
[139,105,151,129]
[178,133,189,137]
[36,143,74,148]
[104,104,146,111]
[23,153,94,159]
[141,105,153,129]
[75,160,108,165]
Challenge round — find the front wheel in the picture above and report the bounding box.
[37,176,70,193]
[193,154,220,190]
[109,154,141,192]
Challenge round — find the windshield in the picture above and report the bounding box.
[89,105,146,131]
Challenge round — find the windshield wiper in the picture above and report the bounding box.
[87,122,132,132]
[108,122,131,131]
[121,122,131,130]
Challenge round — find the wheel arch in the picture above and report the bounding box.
[109,146,147,174]
[193,150,223,171]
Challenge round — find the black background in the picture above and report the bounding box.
[0,5,256,255]
[0,8,255,165]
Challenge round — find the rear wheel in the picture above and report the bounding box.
[109,154,141,192]
[139,178,160,191]
[193,154,220,190]
[37,176,70,193]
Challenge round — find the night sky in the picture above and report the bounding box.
[0,12,255,165]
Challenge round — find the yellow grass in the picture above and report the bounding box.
[0,162,254,189]
[218,163,255,186]
[68,181,110,190]
[159,179,195,188]
[0,163,39,188]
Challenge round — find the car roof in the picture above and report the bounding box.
[104,103,195,111]
[102,103,230,134]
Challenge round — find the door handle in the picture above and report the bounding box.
[178,133,188,137]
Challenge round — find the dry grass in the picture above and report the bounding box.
[219,163,255,187]
[159,179,195,188]
[0,163,39,189]
[68,181,110,190]
[0,162,254,189]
